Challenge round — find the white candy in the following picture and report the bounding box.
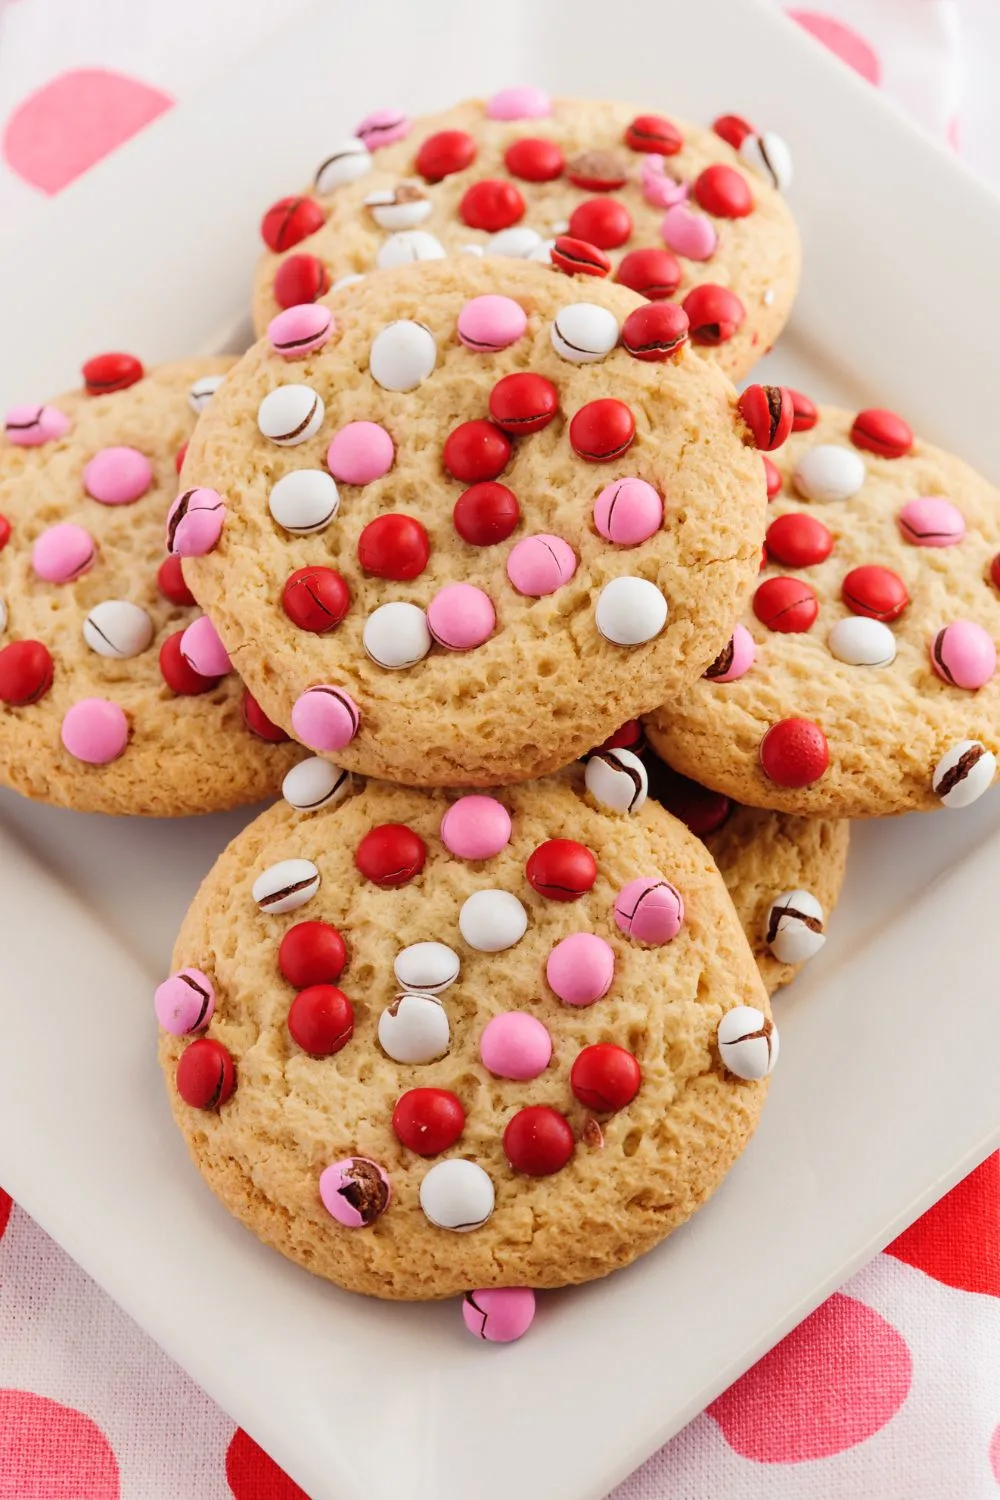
[584,748,648,814]
[458,889,528,952]
[187,374,224,414]
[740,131,793,192]
[314,138,372,193]
[793,445,866,503]
[394,940,460,994]
[528,237,556,263]
[257,385,325,447]
[550,218,570,235]
[82,599,154,659]
[459,244,485,257]
[364,187,431,231]
[378,993,450,1064]
[766,889,826,965]
[332,273,366,292]
[375,230,446,269]
[717,1006,779,1080]
[419,1158,495,1231]
[363,601,432,669]
[484,226,543,258]
[268,469,339,535]
[933,739,998,809]
[551,303,620,363]
[0,598,6,633]
[369,320,437,392]
[252,858,320,914]
[595,576,668,646]
[827,616,896,668]
[282,757,351,813]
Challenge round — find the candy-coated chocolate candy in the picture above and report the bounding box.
[584,747,647,812]
[375,229,446,270]
[682,284,746,344]
[320,1158,390,1228]
[620,302,688,360]
[462,1288,536,1344]
[526,838,597,902]
[154,968,215,1036]
[841,565,908,622]
[593,477,662,546]
[459,889,528,951]
[551,236,612,278]
[933,740,997,808]
[599,719,645,753]
[765,512,833,568]
[176,1037,236,1110]
[793,444,865,503]
[992,555,1000,593]
[759,718,829,787]
[427,583,495,650]
[355,109,410,149]
[551,302,620,363]
[595,576,668,645]
[242,689,290,742]
[83,599,153,659]
[157,554,196,606]
[614,877,684,944]
[788,389,818,432]
[483,226,543,258]
[506,533,577,596]
[717,1006,778,1080]
[379,993,450,1064]
[1,640,54,706]
[570,1043,641,1112]
[358,513,430,580]
[82,352,144,395]
[931,620,997,690]
[570,399,635,462]
[288,984,354,1056]
[291,685,360,751]
[569,197,633,250]
[694,164,753,217]
[827,616,896,667]
[417,129,477,181]
[488,372,558,433]
[32,523,96,583]
[260,195,325,252]
[440,795,512,859]
[419,1158,494,1230]
[313,139,371,193]
[443,420,512,483]
[355,823,426,887]
[704,623,756,682]
[503,1105,574,1176]
[174,443,188,474]
[546,931,614,1006]
[393,1088,465,1156]
[257,384,324,447]
[766,890,826,964]
[660,202,717,261]
[615,246,681,299]
[460,179,525,232]
[369,320,436,391]
[739,132,793,191]
[713,113,755,149]
[273,253,331,309]
[850,407,913,459]
[282,566,350,633]
[190,374,224,416]
[624,114,683,154]
[479,1012,552,1080]
[738,384,794,451]
[505,136,564,181]
[252,858,321,914]
[363,601,431,669]
[487,86,551,120]
[61,698,129,764]
[393,941,460,994]
[453,482,520,546]
[898,497,965,547]
[566,148,629,191]
[268,303,334,358]
[326,421,394,486]
[645,761,732,837]
[763,455,782,498]
[279,920,347,987]
[179,615,231,679]
[269,469,340,535]
[282,757,350,813]
[4,404,70,446]
[159,631,220,695]
[0,515,10,551]
[456,293,528,353]
[753,576,818,633]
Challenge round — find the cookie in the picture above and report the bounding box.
[252,94,800,381]
[644,400,1000,817]
[157,770,774,1300]
[180,257,767,787]
[0,358,303,815]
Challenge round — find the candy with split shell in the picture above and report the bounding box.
[252,858,320,914]
[378,993,451,1065]
[393,941,460,994]
[766,889,826,964]
[155,968,215,1036]
[282,758,350,813]
[550,303,619,363]
[932,740,997,808]
[585,748,648,812]
[717,1006,779,1079]
[83,599,154,659]
[268,469,339,534]
[419,1158,495,1230]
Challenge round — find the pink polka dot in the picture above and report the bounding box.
[989,1422,1000,1484]
[787,11,882,85]
[3,69,173,195]
[708,1292,911,1462]
[0,1392,119,1499]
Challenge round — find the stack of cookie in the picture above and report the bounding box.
[3,89,994,1343]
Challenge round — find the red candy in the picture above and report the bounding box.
[615,246,681,300]
[287,984,354,1057]
[693,164,753,218]
[645,760,732,837]
[788,388,818,432]
[569,399,635,462]
[504,136,564,182]
[737,384,794,451]
[503,1105,575,1176]
[174,443,188,475]
[417,129,477,182]
[282,566,350,633]
[682,284,745,345]
[568,197,633,250]
[850,408,914,460]
[570,1043,641,1112]
[764,513,833,569]
[355,823,427,887]
[624,114,683,155]
[0,640,54,707]
[488,373,558,435]
[753,576,819,633]
[273,253,331,310]
[443,420,512,483]
[842,564,909,622]
[0,515,10,552]
[551,236,612,278]
[159,631,219,695]
[712,113,755,149]
[991,554,1000,593]
[763,455,782,499]
[599,719,645,753]
[241,689,290,743]
[525,839,598,902]
[566,151,629,191]
[279,920,347,987]
[157,554,196,607]
[621,302,689,361]
[759,718,830,787]
[459,179,524,232]
[176,1038,235,1111]
[82,352,144,396]
[453,483,520,546]
[357,514,430,580]
[260,195,325,252]
[392,1088,465,1156]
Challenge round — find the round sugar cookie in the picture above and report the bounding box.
[0,358,303,814]
[158,770,774,1300]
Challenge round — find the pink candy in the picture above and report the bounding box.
[355,108,411,148]
[931,620,997,690]
[462,1287,537,1344]
[440,795,512,859]
[427,583,495,650]
[486,87,551,121]
[84,445,153,505]
[661,203,717,261]
[479,1012,552,1080]
[60,698,129,764]
[457,295,528,353]
[640,156,688,210]
[4,403,70,446]
[898,497,966,548]
[180,615,231,678]
[267,303,334,359]
[290,685,360,750]
[506,534,577,596]
[154,968,216,1036]
[546,932,615,1007]
[593,478,663,546]
[32,522,96,583]
[709,623,756,683]
[614,878,685,944]
[319,1158,390,1228]
[326,421,394,484]
[166,487,226,557]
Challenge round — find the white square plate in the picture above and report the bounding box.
[1,4,999,1498]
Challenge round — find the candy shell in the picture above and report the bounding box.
[154,968,215,1036]
[462,1288,536,1343]
[393,942,461,994]
[378,993,450,1065]
[282,757,351,813]
[440,795,512,859]
[505,534,577,596]
[320,1158,390,1227]
[593,478,663,546]
[614,877,684,944]
[419,1158,494,1230]
[457,295,528,353]
[546,932,615,1006]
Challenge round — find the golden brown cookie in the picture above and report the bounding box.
[157,770,774,1300]
[180,257,767,788]
[252,94,800,381]
[0,358,302,815]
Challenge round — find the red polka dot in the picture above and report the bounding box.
[989,1422,1000,1484]
[707,1292,911,1462]
[887,1153,1000,1298]
[0,1392,119,1499]
[227,1429,310,1500]
[3,70,173,195]
[787,11,882,85]
[0,1191,10,1240]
